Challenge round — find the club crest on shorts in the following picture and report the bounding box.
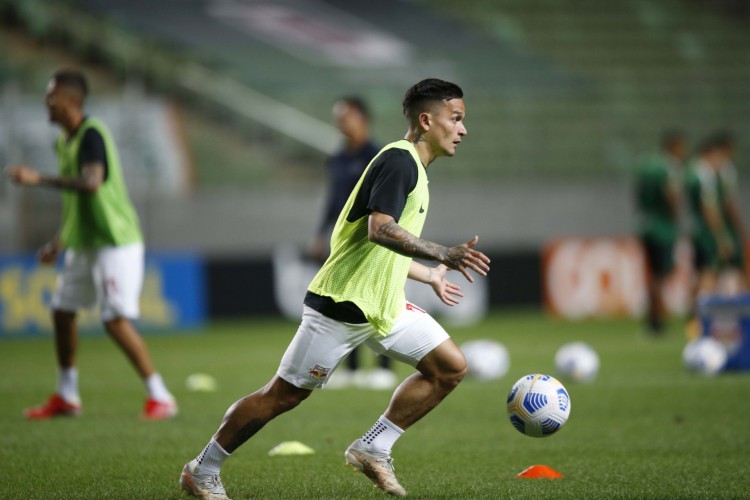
[308,365,330,382]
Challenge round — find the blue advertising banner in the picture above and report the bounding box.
[0,252,205,337]
[699,293,750,371]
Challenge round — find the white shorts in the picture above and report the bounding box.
[51,243,144,322]
[277,302,450,389]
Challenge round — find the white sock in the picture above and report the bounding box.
[195,438,230,475]
[145,373,173,402]
[57,367,80,404]
[360,415,404,454]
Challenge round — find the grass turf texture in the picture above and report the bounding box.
[1,311,749,499]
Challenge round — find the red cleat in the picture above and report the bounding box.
[24,394,81,420]
[141,397,178,421]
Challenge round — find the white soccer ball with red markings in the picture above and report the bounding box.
[506,374,571,437]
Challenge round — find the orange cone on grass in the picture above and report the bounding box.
[516,465,564,479]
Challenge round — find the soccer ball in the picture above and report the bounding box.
[682,337,727,375]
[506,374,571,437]
[461,339,510,381]
[554,342,600,382]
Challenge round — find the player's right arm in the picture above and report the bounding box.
[358,148,489,281]
[5,163,104,193]
[719,165,746,246]
[5,127,108,193]
[368,211,490,282]
[698,172,733,261]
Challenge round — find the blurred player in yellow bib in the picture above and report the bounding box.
[6,70,176,421]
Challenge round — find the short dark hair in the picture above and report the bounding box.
[337,96,370,121]
[402,78,463,122]
[659,128,685,150]
[52,69,89,99]
[707,129,734,149]
[699,129,735,154]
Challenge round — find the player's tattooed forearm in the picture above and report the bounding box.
[48,176,95,192]
[45,165,103,193]
[375,221,445,260]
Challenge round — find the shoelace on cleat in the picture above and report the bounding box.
[369,454,397,475]
[200,474,226,493]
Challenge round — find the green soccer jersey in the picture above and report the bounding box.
[634,152,680,243]
[685,160,722,258]
[308,140,429,336]
[718,162,740,236]
[718,162,745,267]
[56,117,142,249]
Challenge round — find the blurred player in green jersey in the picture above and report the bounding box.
[635,129,687,333]
[685,131,746,301]
[5,70,176,421]
[714,131,748,292]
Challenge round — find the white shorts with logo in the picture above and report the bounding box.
[51,243,144,322]
[278,302,450,389]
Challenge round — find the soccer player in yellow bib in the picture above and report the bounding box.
[180,79,490,499]
[5,70,177,421]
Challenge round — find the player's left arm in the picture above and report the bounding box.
[664,169,681,220]
[407,260,464,306]
[722,185,745,243]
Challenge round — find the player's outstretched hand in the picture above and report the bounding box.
[429,264,464,306]
[5,165,41,186]
[37,240,59,265]
[442,235,490,283]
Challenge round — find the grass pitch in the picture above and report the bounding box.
[2,311,749,499]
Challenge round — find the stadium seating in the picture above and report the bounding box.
[3,0,749,180]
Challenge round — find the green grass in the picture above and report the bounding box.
[2,311,749,499]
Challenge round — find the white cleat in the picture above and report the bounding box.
[179,460,231,500]
[345,440,407,497]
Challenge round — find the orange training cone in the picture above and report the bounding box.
[516,465,564,479]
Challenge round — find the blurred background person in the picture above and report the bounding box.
[715,131,748,293]
[685,132,743,306]
[5,69,177,421]
[635,128,687,333]
[309,96,379,261]
[309,96,397,390]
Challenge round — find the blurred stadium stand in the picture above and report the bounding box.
[4,0,747,177]
[1,0,749,313]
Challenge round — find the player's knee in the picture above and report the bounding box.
[265,377,312,414]
[419,341,467,390]
[275,391,310,413]
[434,355,467,392]
[442,360,467,390]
